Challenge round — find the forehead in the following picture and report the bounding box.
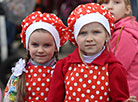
[80,22,106,30]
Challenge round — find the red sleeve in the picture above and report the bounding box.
[109,63,129,101]
[47,59,66,102]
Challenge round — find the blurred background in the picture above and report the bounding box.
[0,0,138,101]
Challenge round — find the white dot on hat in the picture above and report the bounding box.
[44,98,47,101]
[85,99,89,102]
[97,81,100,85]
[95,66,98,70]
[87,89,90,93]
[36,87,40,91]
[28,87,31,91]
[69,86,73,90]
[47,78,50,82]
[100,96,103,100]
[26,82,29,86]
[41,92,44,96]
[83,84,86,88]
[69,67,72,70]
[36,97,39,100]
[42,73,46,77]
[89,70,93,74]
[96,91,100,94]
[76,73,79,77]
[68,96,71,100]
[84,74,88,78]
[101,86,104,90]
[33,82,36,86]
[38,69,42,72]
[32,92,35,96]
[41,83,45,86]
[47,69,50,73]
[32,16,35,19]
[104,92,107,96]
[88,79,92,83]
[81,69,84,72]
[81,93,85,97]
[28,74,31,78]
[45,88,49,91]
[102,67,105,70]
[106,72,109,76]
[77,88,81,92]
[92,85,96,89]
[76,98,80,101]
[30,69,33,73]
[105,82,109,86]
[67,81,70,85]
[73,92,76,96]
[71,77,74,81]
[79,78,83,82]
[93,75,97,79]
[74,82,77,86]
[91,95,94,99]
[101,76,105,80]
[38,78,41,81]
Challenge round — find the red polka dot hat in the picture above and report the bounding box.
[20,11,67,51]
[67,3,115,46]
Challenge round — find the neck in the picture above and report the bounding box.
[30,58,55,66]
[83,46,105,63]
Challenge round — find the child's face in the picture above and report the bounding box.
[28,30,57,64]
[102,0,130,22]
[77,22,109,56]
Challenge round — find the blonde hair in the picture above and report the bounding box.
[97,0,132,16]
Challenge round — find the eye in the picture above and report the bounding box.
[32,43,38,47]
[113,0,120,4]
[93,30,100,35]
[44,44,50,47]
[79,31,87,35]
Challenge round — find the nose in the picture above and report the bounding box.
[86,34,93,42]
[38,46,44,53]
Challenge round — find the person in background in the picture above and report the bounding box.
[3,11,67,102]
[57,0,97,25]
[98,0,138,101]
[47,3,130,102]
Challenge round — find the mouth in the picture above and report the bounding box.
[36,55,46,57]
[85,44,96,47]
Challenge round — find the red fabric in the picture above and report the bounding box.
[67,3,115,46]
[64,64,110,101]
[20,11,67,48]
[25,65,54,101]
[47,48,129,102]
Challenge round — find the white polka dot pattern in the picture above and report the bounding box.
[25,65,54,101]
[65,64,110,101]
[67,3,115,46]
[20,11,67,48]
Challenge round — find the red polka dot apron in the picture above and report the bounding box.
[24,65,54,101]
[65,64,110,102]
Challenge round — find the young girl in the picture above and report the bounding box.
[98,0,138,100]
[3,11,67,102]
[47,3,130,102]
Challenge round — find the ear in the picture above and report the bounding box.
[105,31,110,41]
[125,5,132,16]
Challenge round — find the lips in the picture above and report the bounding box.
[36,55,46,57]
